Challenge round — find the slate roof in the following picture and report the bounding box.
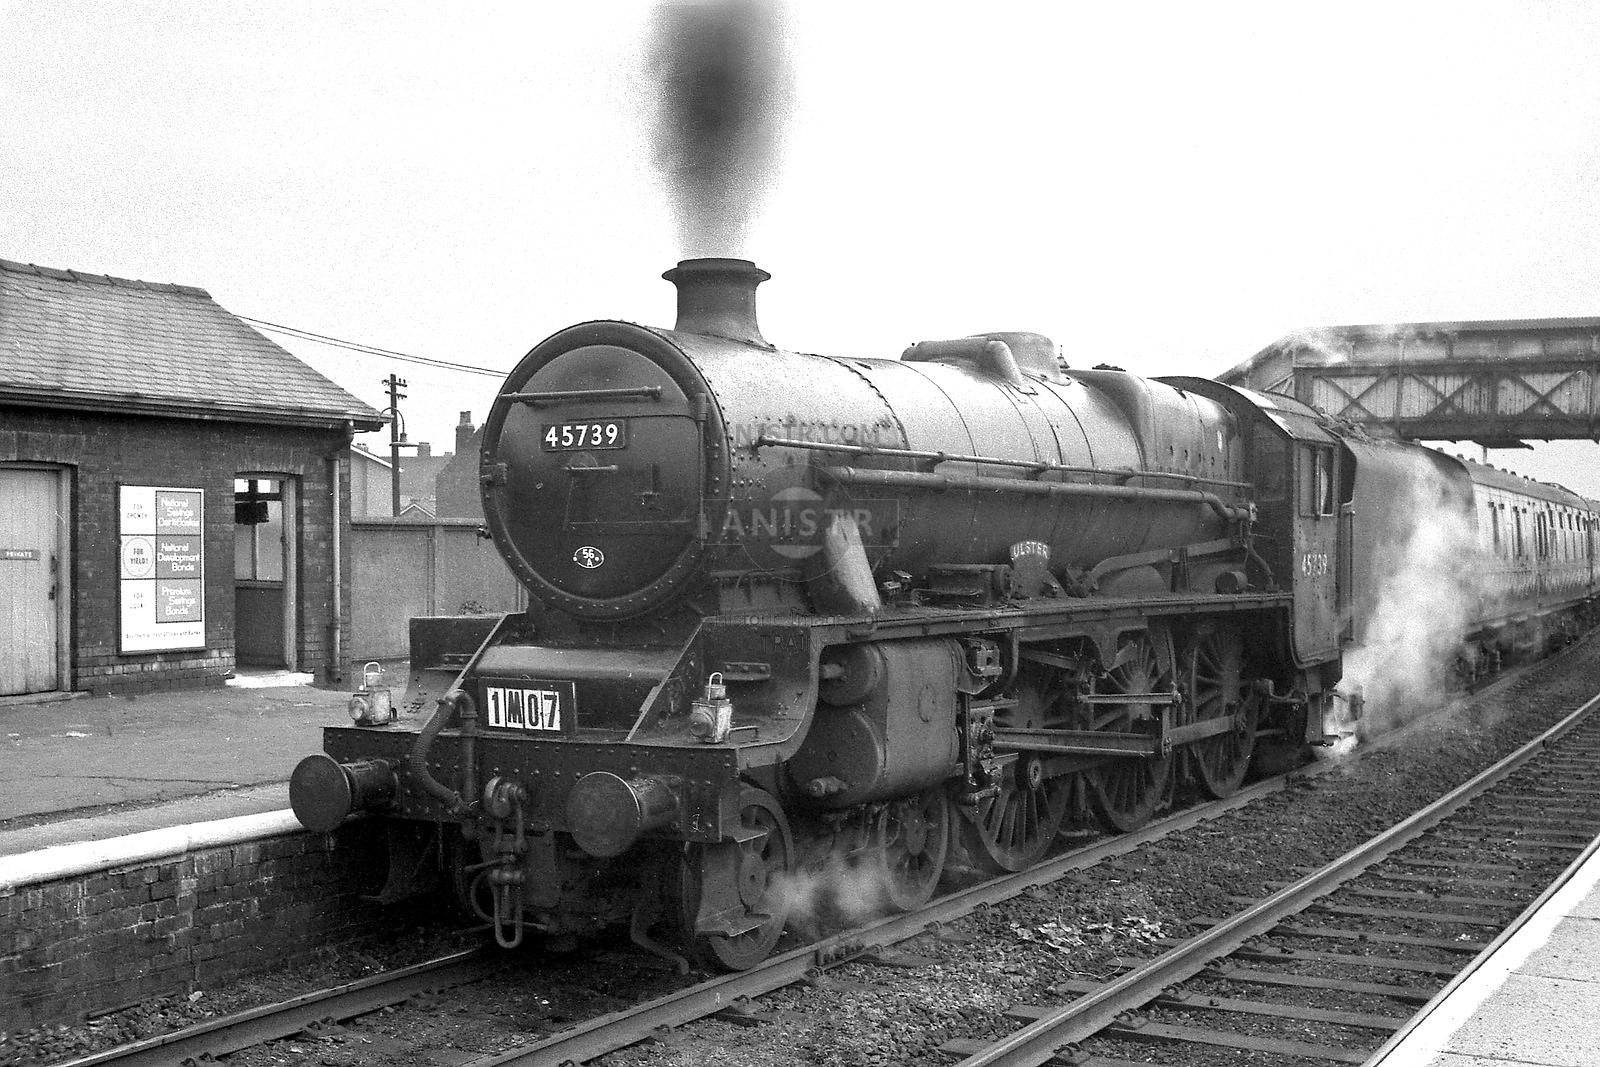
[0,258,385,430]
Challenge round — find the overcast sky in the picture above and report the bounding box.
[5,2,1600,490]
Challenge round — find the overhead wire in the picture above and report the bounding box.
[238,315,506,377]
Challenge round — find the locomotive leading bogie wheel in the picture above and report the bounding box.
[1085,632,1176,833]
[1182,626,1257,799]
[678,784,794,971]
[960,664,1072,873]
[876,786,952,911]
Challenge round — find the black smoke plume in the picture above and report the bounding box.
[648,0,792,257]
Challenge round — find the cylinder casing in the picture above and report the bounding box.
[786,639,963,808]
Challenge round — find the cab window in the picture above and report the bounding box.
[1297,445,1335,518]
[1255,436,1287,502]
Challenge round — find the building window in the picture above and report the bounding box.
[234,478,284,582]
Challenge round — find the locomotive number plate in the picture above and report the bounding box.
[541,419,628,451]
[482,680,576,732]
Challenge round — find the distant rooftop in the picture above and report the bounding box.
[0,258,384,430]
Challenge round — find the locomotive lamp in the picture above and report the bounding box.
[348,661,394,725]
[687,672,733,743]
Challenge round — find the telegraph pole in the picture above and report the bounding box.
[384,374,408,516]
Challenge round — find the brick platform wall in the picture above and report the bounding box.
[0,406,356,693]
[0,824,393,1030]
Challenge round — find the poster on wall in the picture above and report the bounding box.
[119,485,205,653]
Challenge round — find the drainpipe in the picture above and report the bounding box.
[329,426,347,684]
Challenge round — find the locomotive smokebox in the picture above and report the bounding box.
[664,257,770,346]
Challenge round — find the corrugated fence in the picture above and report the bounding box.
[348,518,525,662]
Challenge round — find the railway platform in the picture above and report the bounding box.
[1369,834,1600,1066]
[0,672,352,858]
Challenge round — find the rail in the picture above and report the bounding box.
[952,687,1600,1066]
[54,949,496,1067]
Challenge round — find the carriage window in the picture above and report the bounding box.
[1515,510,1525,558]
[1491,504,1501,554]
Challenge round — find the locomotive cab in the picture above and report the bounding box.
[1162,382,1339,651]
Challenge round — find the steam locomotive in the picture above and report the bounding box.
[290,259,1600,970]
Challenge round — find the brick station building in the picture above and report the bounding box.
[0,258,385,697]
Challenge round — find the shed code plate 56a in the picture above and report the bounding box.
[483,680,576,732]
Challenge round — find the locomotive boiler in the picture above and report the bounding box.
[484,258,1248,623]
[290,258,1598,971]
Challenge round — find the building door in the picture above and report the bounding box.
[0,466,67,696]
[234,476,298,670]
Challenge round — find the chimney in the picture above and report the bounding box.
[456,411,476,455]
[662,258,770,346]
[417,442,431,457]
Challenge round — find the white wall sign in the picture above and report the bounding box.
[119,485,205,652]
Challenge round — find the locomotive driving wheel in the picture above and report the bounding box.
[960,664,1072,873]
[1085,632,1176,833]
[677,784,794,971]
[1181,625,1257,798]
[875,786,952,911]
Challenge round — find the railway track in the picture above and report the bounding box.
[445,650,1592,1067]
[940,689,1600,1067]
[50,750,1344,1067]
[52,646,1593,1067]
[50,950,501,1067]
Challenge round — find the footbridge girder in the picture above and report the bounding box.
[1218,317,1600,447]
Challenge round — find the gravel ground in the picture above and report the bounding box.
[7,637,1600,1067]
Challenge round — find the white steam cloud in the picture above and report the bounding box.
[1331,471,1482,751]
[1279,322,1436,368]
[773,854,898,939]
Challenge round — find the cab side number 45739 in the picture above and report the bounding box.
[1301,551,1330,577]
[541,420,628,451]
